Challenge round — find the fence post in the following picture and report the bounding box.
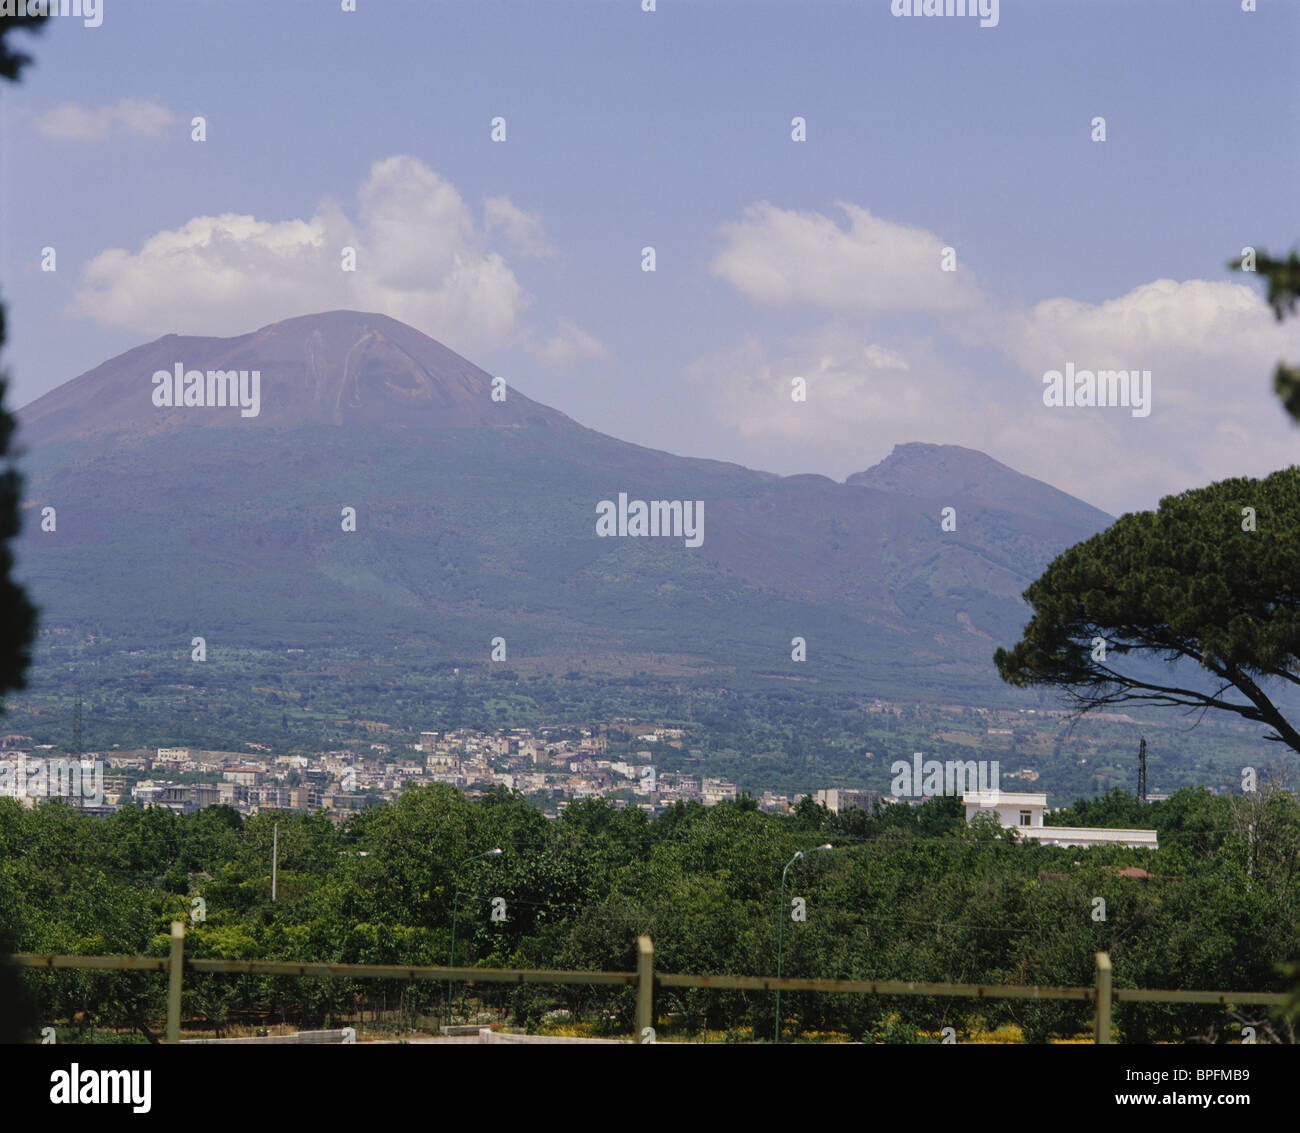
[1094,951,1112,1045]
[166,920,185,1044]
[636,935,654,1042]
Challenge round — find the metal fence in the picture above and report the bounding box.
[10,923,1291,1043]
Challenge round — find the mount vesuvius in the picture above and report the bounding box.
[14,310,1112,702]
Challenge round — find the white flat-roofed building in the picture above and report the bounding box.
[964,789,1048,829]
[1020,825,1158,850]
[963,789,1156,850]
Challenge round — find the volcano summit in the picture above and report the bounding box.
[16,310,1110,701]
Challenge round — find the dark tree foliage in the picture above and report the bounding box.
[1229,246,1300,420]
[0,8,47,1044]
[993,242,1300,1029]
[3,786,1294,1043]
[0,308,37,695]
[996,468,1300,756]
[0,8,44,81]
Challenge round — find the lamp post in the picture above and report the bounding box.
[446,848,503,1024]
[775,843,832,1044]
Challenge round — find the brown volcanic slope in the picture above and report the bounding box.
[848,442,1108,531]
[19,310,575,446]
[14,311,1114,699]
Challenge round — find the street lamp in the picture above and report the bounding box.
[775,843,832,1044]
[446,848,503,1024]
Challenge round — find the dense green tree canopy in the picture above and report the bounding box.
[3,785,1296,1043]
[995,467,1300,755]
[0,7,46,1045]
[1230,246,1300,420]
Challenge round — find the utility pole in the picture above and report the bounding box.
[1137,736,1147,805]
[1247,823,1254,892]
[272,822,278,902]
[71,694,82,758]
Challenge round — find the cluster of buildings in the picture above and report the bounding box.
[0,726,753,822]
[0,729,1160,847]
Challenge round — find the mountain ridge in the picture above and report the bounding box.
[848,442,1112,528]
[18,310,577,446]
[14,310,1113,705]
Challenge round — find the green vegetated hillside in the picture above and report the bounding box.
[14,309,1290,795]
[12,312,1113,713]
[1,634,1279,804]
[16,421,1098,697]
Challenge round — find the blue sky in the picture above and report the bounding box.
[1,0,1297,513]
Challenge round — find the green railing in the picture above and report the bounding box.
[10,923,1291,1043]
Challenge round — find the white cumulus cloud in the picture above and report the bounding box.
[535,317,608,365]
[484,195,555,259]
[37,97,176,140]
[710,201,980,312]
[69,156,530,356]
[691,323,961,449]
[693,266,1300,514]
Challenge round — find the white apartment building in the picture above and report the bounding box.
[814,787,878,814]
[962,789,1158,850]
